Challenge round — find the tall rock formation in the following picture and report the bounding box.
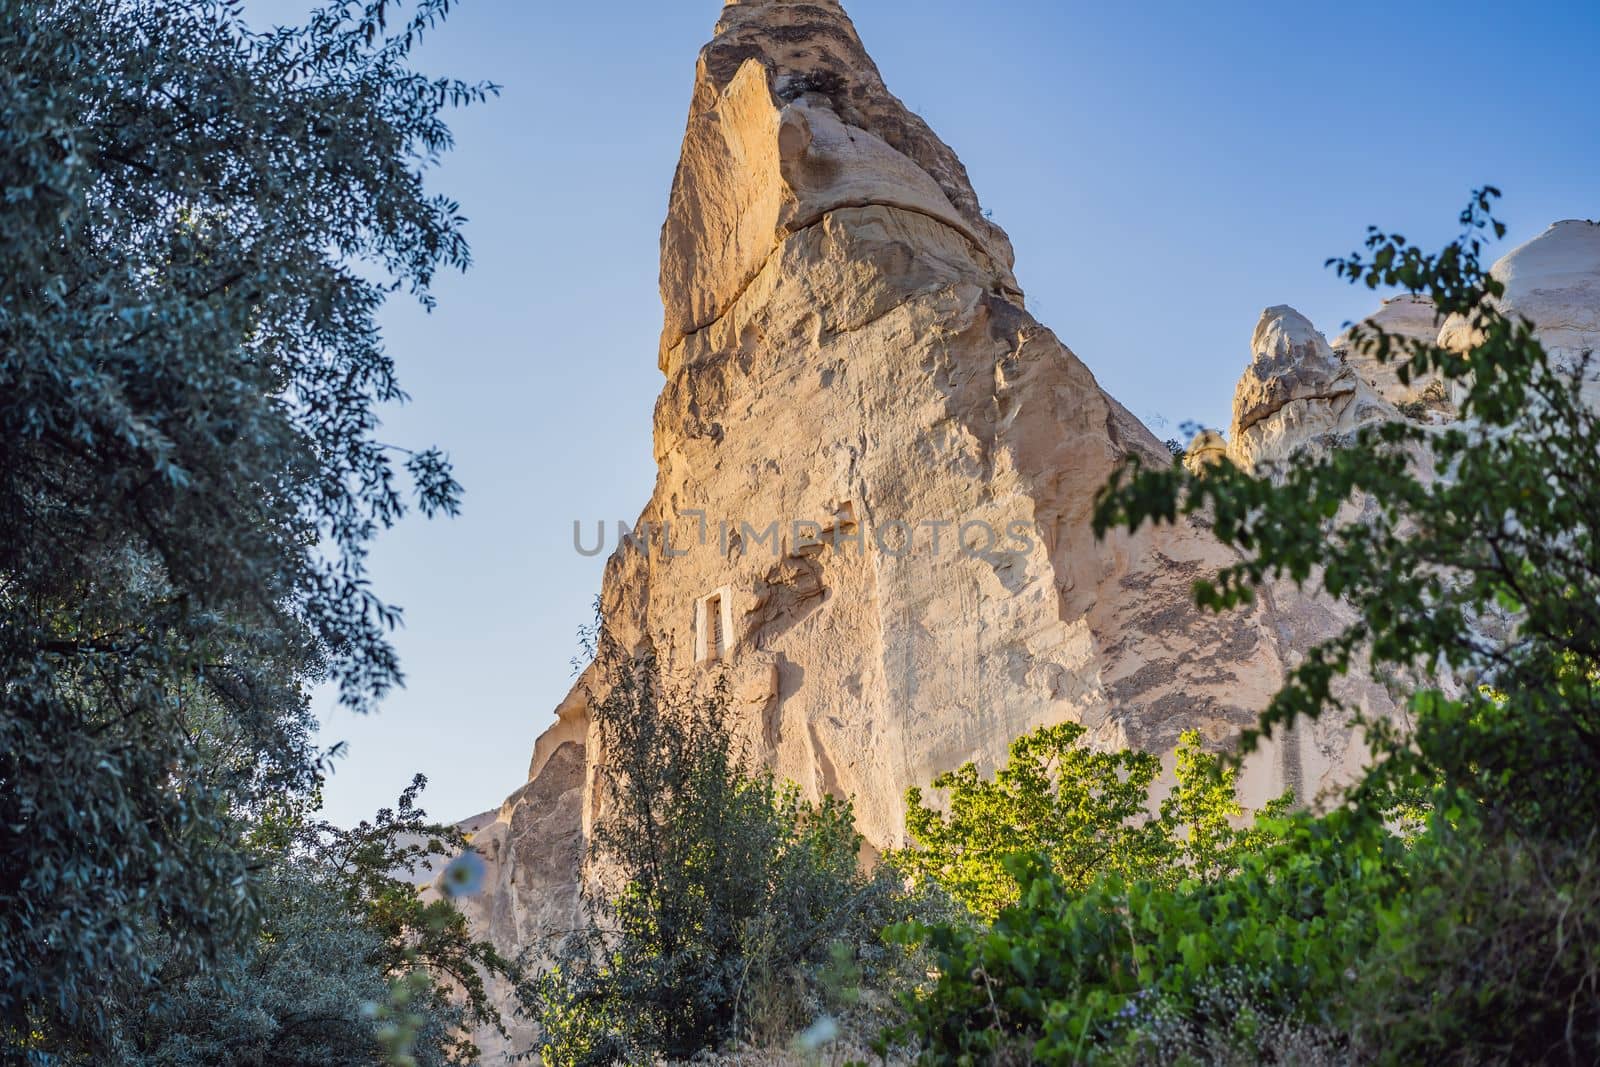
[1439,219,1600,408]
[457,2,1402,1051]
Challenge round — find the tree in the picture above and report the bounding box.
[898,724,1287,920]
[533,630,909,1064]
[1093,188,1600,836]
[114,867,408,1067]
[302,775,522,1065]
[889,808,1407,1066]
[0,0,488,1054]
[893,193,1600,1064]
[900,723,1159,921]
[107,779,523,1067]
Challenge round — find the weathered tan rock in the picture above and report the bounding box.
[1441,219,1600,406]
[658,0,1018,373]
[456,2,1395,1054]
[1227,306,1395,469]
[1183,429,1231,475]
[1231,220,1600,470]
[1333,294,1449,411]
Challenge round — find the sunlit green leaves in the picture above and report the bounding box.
[896,725,1290,920]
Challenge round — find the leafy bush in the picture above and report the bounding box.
[532,632,916,1064]
[891,807,1405,1064]
[1347,829,1600,1064]
[96,779,522,1067]
[898,725,1288,919]
[109,867,405,1067]
[1102,971,1348,1067]
[895,805,1600,1065]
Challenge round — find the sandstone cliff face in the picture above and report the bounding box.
[457,2,1401,1053]
[603,0,1374,843]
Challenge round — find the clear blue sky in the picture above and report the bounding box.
[244,0,1599,828]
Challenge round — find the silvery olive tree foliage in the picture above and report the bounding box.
[113,778,516,1067]
[0,0,489,1053]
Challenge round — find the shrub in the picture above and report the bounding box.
[1104,971,1349,1067]
[889,808,1404,1064]
[897,725,1289,920]
[1348,830,1600,1065]
[532,631,916,1064]
[102,779,522,1067]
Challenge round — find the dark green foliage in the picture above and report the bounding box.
[1093,188,1600,833]
[532,629,911,1064]
[302,776,524,1063]
[0,0,487,1055]
[112,867,405,1067]
[106,779,523,1067]
[1345,829,1600,1063]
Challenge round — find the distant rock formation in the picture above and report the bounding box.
[1441,219,1600,408]
[1227,305,1395,470]
[1223,220,1600,469]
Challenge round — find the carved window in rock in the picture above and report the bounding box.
[695,589,734,664]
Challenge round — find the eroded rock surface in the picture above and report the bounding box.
[1228,306,1395,469]
[1228,220,1600,470]
[1442,219,1600,406]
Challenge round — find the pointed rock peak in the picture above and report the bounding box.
[658,0,1016,371]
[1231,306,1345,440]
[703,0,1003,242]
[721,0,842,9]
[1252,305,1334,361]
